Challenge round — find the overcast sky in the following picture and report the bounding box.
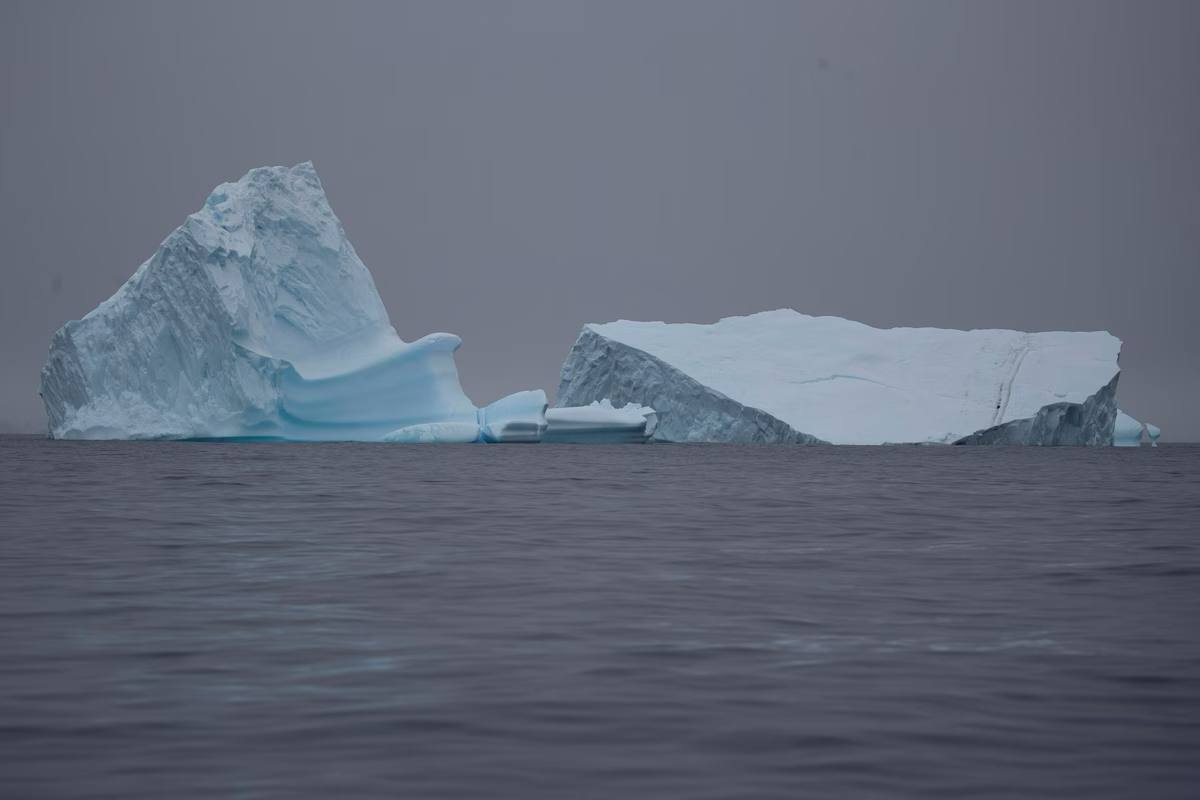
[1,0,1197,438]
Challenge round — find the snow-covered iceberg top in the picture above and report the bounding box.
[557,309,1123,445]
[40,162,513,441]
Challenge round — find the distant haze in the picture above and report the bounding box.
[1,1,1197,438]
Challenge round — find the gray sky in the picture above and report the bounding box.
[2,0,1197,438]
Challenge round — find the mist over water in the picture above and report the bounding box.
[2,438,1199,798]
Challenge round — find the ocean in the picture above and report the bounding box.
[1,436,1198,798]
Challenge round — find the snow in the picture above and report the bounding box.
[40,163,504,441]
[557,309,1123,445]
[544,400,657,443]
[1113,411,1145,447]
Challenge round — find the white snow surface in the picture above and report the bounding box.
[583,310,1122,445]
[40,162,486,440]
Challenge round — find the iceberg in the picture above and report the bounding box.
[1111,411,1164,447]
[38,167,654,446]
[1112,411,1145,447]
[1145,422,1162,447]
[40,162,519,441]
[556,310,1123,445]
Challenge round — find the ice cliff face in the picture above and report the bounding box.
[41,162,481,440]
[952,376,1118,446]
[556,310,1123,445]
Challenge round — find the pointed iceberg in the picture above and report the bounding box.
[41,163,499,441]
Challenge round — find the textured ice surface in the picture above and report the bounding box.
[41,163,488,441]
[544,400,658,444]
[557,310,1122,445]
[1113,411,1145,447]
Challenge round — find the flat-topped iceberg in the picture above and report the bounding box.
[40,163,522,441]
[556,309,1123,445]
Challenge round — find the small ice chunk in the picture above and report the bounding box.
[544,399,657,443]
[1145,422,1162,446]
[480,390,548,443]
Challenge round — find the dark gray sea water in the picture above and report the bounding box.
[1,436,1198,799]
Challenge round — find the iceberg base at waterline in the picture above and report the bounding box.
[379,394,659,444]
